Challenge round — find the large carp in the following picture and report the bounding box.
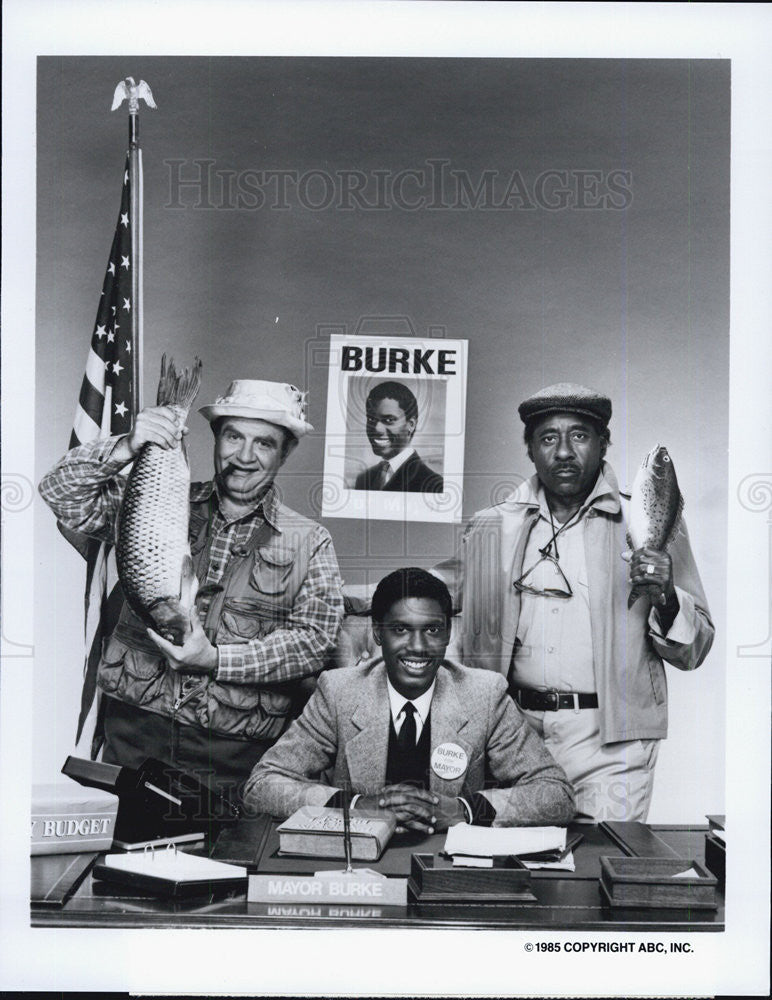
[116,355,203,645]
[627,443,683,609]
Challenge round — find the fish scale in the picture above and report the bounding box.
[116,356,202,644]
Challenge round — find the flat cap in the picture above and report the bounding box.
[518,382,612,426]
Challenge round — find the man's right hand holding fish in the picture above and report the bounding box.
[110,402,190,464]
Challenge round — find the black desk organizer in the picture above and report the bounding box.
[62,755,239,845]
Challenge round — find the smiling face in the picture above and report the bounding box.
[373,596,450,699]
[365,397,416,461]
[527,412,607,506]
[214,417,293,508]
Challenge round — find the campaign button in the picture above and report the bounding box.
[430,742,468,780]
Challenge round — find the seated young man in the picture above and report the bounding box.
[244,568,575,830]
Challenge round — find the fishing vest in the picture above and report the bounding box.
[97,491,318,742]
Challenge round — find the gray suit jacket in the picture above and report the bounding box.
[244,658,575,826]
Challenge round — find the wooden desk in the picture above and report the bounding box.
[30,821,724,931]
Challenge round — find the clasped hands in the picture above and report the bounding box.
[356,783,466,834]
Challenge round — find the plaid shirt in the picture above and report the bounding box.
[39,436,343,685]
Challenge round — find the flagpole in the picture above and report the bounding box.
[128,107,143,415]
[113,76,156,416]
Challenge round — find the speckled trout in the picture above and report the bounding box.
[116,355,203,644]
[627,444,683,609]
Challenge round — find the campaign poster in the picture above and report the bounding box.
[322,333,467,522]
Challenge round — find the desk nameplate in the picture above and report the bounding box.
[248,874,408,906]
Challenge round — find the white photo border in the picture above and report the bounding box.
[1,1,770,997]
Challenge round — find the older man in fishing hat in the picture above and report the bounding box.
[431,382,714,821]
[40,378,344,804]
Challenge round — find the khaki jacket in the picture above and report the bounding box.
[434,463,714,745]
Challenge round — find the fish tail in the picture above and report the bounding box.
[156,354,203,411]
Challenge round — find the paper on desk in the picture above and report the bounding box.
[672,866,702,879]
[102,851,246,882]
[444,823,566,858]
[521,852,576,872]
[453,855,494,868]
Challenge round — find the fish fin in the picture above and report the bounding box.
[156,354,203,411]
[179,553,199,607]
[627,587,641,609]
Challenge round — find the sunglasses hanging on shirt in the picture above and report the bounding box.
[512,503,584,599]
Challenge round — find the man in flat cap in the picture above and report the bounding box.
[432,383,713,821]
[40,378,344,805]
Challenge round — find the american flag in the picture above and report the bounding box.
[71,154,135,448]
[64,152,139,753]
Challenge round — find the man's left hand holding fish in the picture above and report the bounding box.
[621,546,678,627]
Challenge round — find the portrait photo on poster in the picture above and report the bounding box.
[322,332,467,521]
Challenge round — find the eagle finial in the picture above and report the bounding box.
[111,77,157,113]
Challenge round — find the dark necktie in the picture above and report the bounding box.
[397,702,417,751]
[377,460,391,489]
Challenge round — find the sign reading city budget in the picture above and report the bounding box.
[323,334,468,522]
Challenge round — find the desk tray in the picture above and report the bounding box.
[408,853,536,903]
[599,855,717,910]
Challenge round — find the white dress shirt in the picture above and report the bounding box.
[386,676,435,742]
[512,471,619,694]
[380,446,416,486]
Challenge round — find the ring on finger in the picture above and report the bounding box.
[645,563,655,575]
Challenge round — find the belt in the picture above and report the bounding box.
[512,687,599,712]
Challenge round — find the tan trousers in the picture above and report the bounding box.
[519,706,660,822]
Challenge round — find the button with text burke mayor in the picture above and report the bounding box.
[431,742,468,780]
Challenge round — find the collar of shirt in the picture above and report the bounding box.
[382,446,416,478]
[386,676,435,740]
[191,479,282,531]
